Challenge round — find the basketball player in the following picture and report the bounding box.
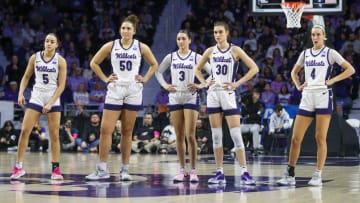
[194,21,259,185]
[155,30,211,182]
[10,33,67,180]
[86,15,158,181]
[277,22,355,186]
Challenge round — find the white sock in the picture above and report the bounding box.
[121,164,129,172]
[97,162,107,170]
[315,169,322,177]
[241,166,248,175]
[216,167,224,173]
[16,162,23,168]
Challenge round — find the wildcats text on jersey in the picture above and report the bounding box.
[115,53,137,59]
[36,65,56,72]
[213,56,231,63]
[305,60,325,66]
[172,63,192,69]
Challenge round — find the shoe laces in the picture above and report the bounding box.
[13,166,22,174]
[52,167,61,175]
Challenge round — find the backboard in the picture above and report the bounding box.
[250,0,344,15]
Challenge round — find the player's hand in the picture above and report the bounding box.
[135,75,145,83]
[325,79,335,86]
[297,82,307,91]
[18,95,26,107]
[187,83,202,92]
[42,103,52,113]
[165,84,177,92]
[106,73,118,84]
[222,82,236,91]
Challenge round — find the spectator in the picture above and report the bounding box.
[278,84,292,106]
[2,55,25,87]
[159,115,176,154]
[131,113,160,153]
[73,82,90,105]
[29,122,49,152]
[263,104,291,153]
[59,118,79,152]
[0,120,19,151]
[77,113,101,153]
[241,90,265,155]
[112,120,122,153]
[72,101,90,131]
[3,81,19,103]
[195,118,212,154]
[261,83,276,106]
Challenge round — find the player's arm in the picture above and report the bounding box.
[291,51,306,90]
[326,49,355,86]
[194,47,213,86]
[90,41,113,83]
[139,42,158,83]
[155,54,176,91]
[232,46,259,87]
[18,54,35,107]
[46,55,67,107]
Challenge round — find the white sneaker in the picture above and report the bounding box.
[308,173,322,186]
[120,170,133,181]
[277,173,296,186]
[85,165,110,180]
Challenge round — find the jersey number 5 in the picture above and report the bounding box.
[43,74,49,84]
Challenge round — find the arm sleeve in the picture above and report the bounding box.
[155,54,172,88]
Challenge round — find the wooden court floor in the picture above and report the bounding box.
[1,152,360,203]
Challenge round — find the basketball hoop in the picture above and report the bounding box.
[281,2,306,28]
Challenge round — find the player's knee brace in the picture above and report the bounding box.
[230,127,244,150]
[211,128,223,148]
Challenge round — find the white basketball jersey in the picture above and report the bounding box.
[111,39,142,83]
[170,51,197,92]
[209,44,237,90]
[303,47,332,90]
[33,51,59,90]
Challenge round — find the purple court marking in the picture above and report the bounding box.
[0,173,331,198]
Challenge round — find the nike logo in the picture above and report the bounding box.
[228,92,233,95]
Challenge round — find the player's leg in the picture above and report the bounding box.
[10,109,41,179]
[46,111,63,180]
[171,109,186,182]
[226,115,255,185]
[277,114,313,185]
[184,109,199,182]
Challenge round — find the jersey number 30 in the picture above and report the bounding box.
[215,64,228,75]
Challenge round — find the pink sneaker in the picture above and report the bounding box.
[51,167,64,180]
[173,169,187,182]
[10,166,26,180]
[189,169,199,182]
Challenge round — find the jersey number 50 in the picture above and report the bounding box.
[119,60,132,71]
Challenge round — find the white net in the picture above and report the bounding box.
[281,2,306,28]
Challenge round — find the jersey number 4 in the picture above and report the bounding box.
[310,68,316,80]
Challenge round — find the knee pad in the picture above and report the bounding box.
[211,128,223,148]
[230,127,244,150]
